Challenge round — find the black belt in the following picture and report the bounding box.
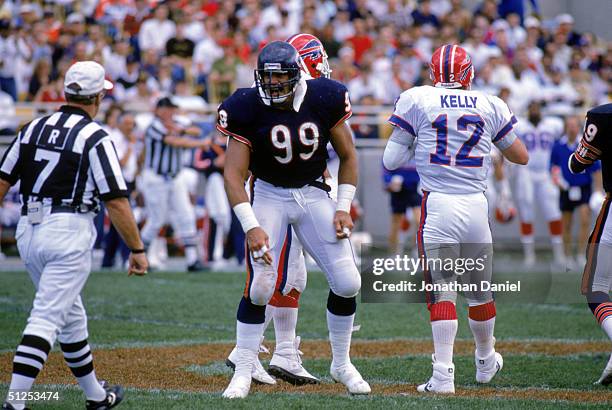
[21,204,96,216]
[307,180,331,193]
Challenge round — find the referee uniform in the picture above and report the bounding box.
[568,103,612,385]
[140,97,206,271]
[0,61,146,410]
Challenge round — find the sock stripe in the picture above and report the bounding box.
[14,351,46,365]
[13,362,41,378]
[64,351,92,364]
[71,361,95,378]
[21,334,51,354]
[62,345,90,359]
[595,304,612,324]
[60,339,88,353]
[17,345,48,362]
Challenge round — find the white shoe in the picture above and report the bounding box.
[475,351,503,383]
[269,336,319,385]
[222,348,255,399]
[226,343,276,385]
[417,358,455,394]
[330,362,371,395]
[595,352,612,385]
[523,253,536,268]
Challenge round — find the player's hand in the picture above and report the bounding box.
[128,252,149,276]
[247,227,272,265]
[334,210,354,239]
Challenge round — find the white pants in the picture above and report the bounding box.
[418,191,493,305]
[513,168,561,223]
[205,172,231,234]
[246,179,360,305]
[15,211,96,345]
[140,169,197,243]
[583,195,612,295]
[278,232,307,294]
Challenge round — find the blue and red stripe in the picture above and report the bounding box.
[417,191,434,304]
[443,45,452,83]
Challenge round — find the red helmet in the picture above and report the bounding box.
[429,44,474,89]
[286,33,331,79]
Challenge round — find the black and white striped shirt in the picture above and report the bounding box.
[0,105,128,212]
[144,118,183,177]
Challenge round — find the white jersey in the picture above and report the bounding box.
[390,85,517,194]
[514,116,563,173]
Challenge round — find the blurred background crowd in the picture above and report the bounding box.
[0,0,610,270]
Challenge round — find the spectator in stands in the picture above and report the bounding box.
[551,115,603,268]
[138,3,175,54]
[0,89,16,135]
[27,59,52,101]
[166,24,195,61]
[351,95,379,139]
[0,19,31,100]
[347,18,373,65]
[208,47,239,103]
[411,0,440,29]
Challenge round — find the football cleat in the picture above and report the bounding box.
[417,357,455,394]
[86,384,124,409]
[3,403,30,410]
[226,342,276,385]
[222,347,256,399]
[330,362,371,395]
[595,352,612,385]
[430,44,474,89]
[475,351,503,383]
[268,336,319,385]
[286,33,331,79]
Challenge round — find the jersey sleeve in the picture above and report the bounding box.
[325,80,352,129]
[570,106,610,173]
[89,136,129,201]
[388,91,419,138]
[490,96,518,151]
[216,92,253,148]
[0,133,21,185]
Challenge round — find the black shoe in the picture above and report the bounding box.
[3,403,31,410]
[86,385,124,410]
[187,260,209,272]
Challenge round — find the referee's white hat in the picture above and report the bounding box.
[64,61,114,96]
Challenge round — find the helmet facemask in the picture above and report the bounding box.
[255,64,301,104]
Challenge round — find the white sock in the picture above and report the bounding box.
[469,317,496,358]
[431,320,458,364]
[7,374,35,409]
[274,307,298,347]
[185,246,198,265]
[522,239,535,259]
[327,311,354,369]
[76,371,106,401]
[602,316,612,341]
[263,304,275,332]
[236,321,264,352]
[551,237,565,261]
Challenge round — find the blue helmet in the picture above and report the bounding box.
[255,41,303,104]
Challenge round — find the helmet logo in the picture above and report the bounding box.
[264,63,282,70]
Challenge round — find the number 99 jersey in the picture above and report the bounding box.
[389,85,517,194]
[216,77,352,188]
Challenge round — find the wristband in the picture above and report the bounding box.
[131,249,145,254]
[336,184,356,213]
[233,202,260,233]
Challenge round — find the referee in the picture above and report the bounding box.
[0,61,147,410]
[140,96,209,271]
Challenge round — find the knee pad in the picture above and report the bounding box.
[329,259,361,298]
[429,301,457,321]
[248,264,277,306]
[237,297,266,324]
[327,290,356,316]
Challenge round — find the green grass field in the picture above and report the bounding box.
[1,269,611,409]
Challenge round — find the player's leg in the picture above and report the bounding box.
[170,170,205,271]
[560,187,576,268]
[388,189,409,254]
[581,197,612,384]
[577,186,594,266]
[536,174,565,265]
[267,232,318,384]
[140,170,170,252]
[223,191,288,398]
[514,168,536,266]
[292,187,369,395]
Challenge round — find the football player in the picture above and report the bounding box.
[219,41,370,398]
[383,44,529,394]
[512,100,565,267]
[226,33,331,386]
[568,103,612,385]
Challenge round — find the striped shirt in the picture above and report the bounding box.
[144,118,183,177]
[0,105,128,212]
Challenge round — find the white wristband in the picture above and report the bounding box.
[233,202,259,233]
[336,184,356,213]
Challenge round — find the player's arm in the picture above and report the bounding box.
[330,120,358,239]
[499,138,528,165]
[0,133,21,204]
[383,127,416,170]
[0,179,9,204]
[224,137,272,264]
[569,112,605,174]
[164,135,210,149]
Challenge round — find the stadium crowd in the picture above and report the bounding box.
[0,0,610,268]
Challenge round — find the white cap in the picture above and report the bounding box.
[64,61,113,96]
[556,13,574,25]
[524,16,540,29]
[492,19,509,31]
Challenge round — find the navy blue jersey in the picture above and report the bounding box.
[216,78,352,188]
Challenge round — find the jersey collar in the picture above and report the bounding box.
[59,104,92,120]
